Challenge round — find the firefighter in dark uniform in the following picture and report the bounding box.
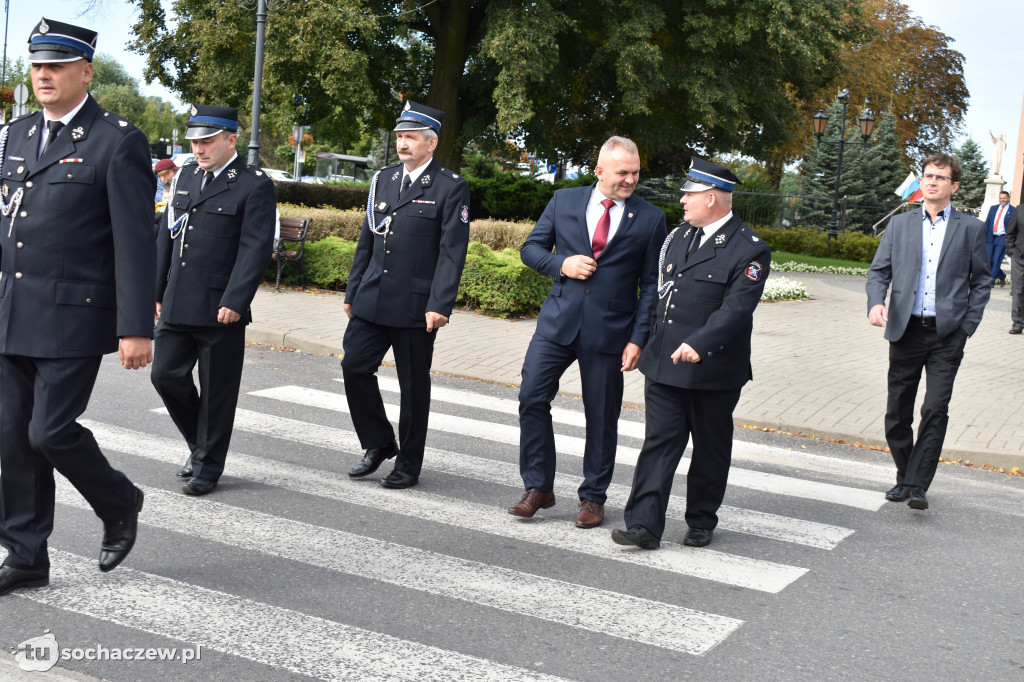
[151,105,276,496]
[343,101,471,489]
[0,18,154,594]
[612,158,771,550]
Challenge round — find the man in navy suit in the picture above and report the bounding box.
[984,191,1015,285]
[866,153,990,511]
[508,137,666,529]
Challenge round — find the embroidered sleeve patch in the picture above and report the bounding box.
[745,261,763,282]
[460,205,469,223]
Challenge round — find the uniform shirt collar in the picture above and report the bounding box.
[403,158,431,185]
[43,93,89,128]
[210,153,238,179]
[699,210,734,241]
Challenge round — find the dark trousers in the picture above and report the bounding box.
[987,234,1006,283]
[1011,256,1024,327]
[518,334,624,504]
[624,379,741,539]
[0,354,136,570]
[341,315,437,476]
[885,321,967,491]
[150,322,246,482]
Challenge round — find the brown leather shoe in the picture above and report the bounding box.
[507,489,555,517]
[575,499,604,528]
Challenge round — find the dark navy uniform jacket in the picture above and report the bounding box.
[345,159,470,328]
[521,185,666,354]
[639,213,771,389]
[156,155,276,327]
[0,95,156,358]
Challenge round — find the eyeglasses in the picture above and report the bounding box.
[922,173,953,182]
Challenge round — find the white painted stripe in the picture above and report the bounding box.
[94,420,807,593]
[228,408,852,550]
[53,482,741,655]
[250,386,884,511]
[337,376,648,440]
[18,551,569,682]
[343,378,895,487]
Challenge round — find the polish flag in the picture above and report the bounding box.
[895,172,923,202]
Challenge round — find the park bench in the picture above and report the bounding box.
[273,216,312,291]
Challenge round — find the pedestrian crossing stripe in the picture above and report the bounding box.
[250,385,885,511]
[227,407,854,550]
[52,480,742,656]
[16,551,572,681]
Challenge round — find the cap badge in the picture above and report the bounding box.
[403,101,412,111]
[190,104,198,116]
[39,19,49,33]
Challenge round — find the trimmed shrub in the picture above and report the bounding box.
[300,237,358,291]
[279,204,365,242]
[456,242,552,317]
[272,180,368,211]
[756,226,878,263]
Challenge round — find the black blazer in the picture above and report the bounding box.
[639,214,771,390]
[0,95,156,357]
[521,184,666,353]
[346,159,471,328]
[156,155,277,326]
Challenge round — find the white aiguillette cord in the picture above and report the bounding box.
[165,166,191,256]
[0,125,25,237]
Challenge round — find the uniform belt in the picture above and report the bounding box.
[909,315,936,328]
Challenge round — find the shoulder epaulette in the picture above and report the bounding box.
[440,167,463,181]
[98,111,137,134]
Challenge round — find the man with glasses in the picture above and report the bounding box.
[866,154,990,511]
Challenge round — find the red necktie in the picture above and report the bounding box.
[994,206,1005,234]
[592,199,615,258]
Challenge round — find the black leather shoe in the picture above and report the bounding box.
[348,441,399,478]
[0,565,49,596]
[885,484,910,501]
[683,528,714,547]
[99,487,144,573]
[176,463,193,478]
[1010,326,1023,335]
[182,478,217,496]
[907,487,929,510]
[380,470,418,489]
[611,525,660,549]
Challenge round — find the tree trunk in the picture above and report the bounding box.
[426,0,471,172]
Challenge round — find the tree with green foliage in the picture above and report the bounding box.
[129,0,861,172]
[955,138,988,209]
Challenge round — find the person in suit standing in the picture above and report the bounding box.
[151,105,276,496]
[984,191,1014,286]
[866,153,990,511]
[508,137,666,529]
[1004,204,1024,334]
[342,101,470,489]
[611,158,770,549]
[0,18,154,594]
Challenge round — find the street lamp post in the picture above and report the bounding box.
[812,89,876,241]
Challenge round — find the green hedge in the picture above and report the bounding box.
[272,180,369,211]
[456,242,552,317]
[756,226,878,263]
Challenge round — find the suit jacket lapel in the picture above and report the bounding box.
[937,209,962,268]
[599,194,639,256]
[393,159,436,210]
[677,215,741,273]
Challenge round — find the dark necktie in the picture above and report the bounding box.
[201,171,214,193]
[400,173,412,197]
[592,199,615,258]
[40,120,64,158]
[686,227,705,261]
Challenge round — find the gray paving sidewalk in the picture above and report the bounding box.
[248,273,1024,470]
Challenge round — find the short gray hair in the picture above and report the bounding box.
[422,129,437,141]
[600,136,638,157]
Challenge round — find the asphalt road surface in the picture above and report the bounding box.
[1,346,1022,681]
